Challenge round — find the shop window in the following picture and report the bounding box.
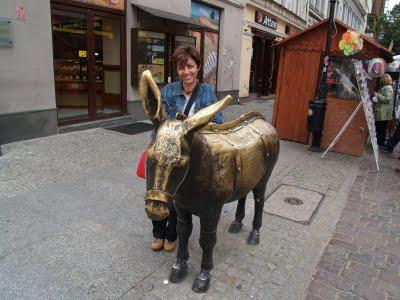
[324,57,370,101]
[137,30,166,84]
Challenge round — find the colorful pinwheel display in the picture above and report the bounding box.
[339,30,363,56]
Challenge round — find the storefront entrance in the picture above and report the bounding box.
[131,3,220,90]
[249,32,278,96]
[51,3,125,125]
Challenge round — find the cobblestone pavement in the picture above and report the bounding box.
[0,99,364,299]
[306,151,400,300]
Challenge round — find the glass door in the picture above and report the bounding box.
[52,8,90,122]
[93,14,122,116]
[52,6,123,124]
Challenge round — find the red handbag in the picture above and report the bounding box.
[136,150,147,179]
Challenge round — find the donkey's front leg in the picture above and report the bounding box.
[193,214,221,293]
[169,206,192,284]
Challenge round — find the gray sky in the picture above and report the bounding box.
[386,0,398,11]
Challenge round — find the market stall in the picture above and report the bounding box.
[272,19,393,156]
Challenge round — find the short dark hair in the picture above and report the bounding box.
[173,45,201,68]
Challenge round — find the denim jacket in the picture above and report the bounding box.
[161,81,222,124]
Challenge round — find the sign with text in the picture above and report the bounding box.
[16,4,26,20]
[71,0,124,11]
[255,11,277,30]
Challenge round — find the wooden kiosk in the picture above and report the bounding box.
[272,19,392,156]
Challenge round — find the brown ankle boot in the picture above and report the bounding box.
[163,240,177,252]
[150,238,164,251]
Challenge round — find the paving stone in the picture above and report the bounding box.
[349,262,378,277]
[315,270,353,291]
[352,284,385,300]
[338,291,364,300]
[373,279,400,297]
[341,269,373,287]
[378,270,400,285]
[309,281,338,299]
[348,253,373,266]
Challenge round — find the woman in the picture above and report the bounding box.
[150,45,222,252]
[372,73,394,147]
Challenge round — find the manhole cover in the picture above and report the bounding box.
[264,184,324,224]
[284,197,303,205]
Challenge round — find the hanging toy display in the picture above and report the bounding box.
[339,30,363,56]
[367,58,387,78]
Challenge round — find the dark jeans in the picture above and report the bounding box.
[375,120,389,146]
[387,119,400,151]
[152,204,177,242]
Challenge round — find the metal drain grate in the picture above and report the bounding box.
[284,197,304,206]
[264,184,324,224]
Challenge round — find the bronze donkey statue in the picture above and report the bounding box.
[139,70,279,293]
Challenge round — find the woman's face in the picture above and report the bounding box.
[177,57,199,85]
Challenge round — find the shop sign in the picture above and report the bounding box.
[191,2,220,30]
[255,11,277,30]
[70,0,124,11]
[53,20,113,38]
[16,4,26,20]
[252,0,305,28]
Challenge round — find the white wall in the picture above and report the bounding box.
[0,0,56,114]
[203,0,244,94]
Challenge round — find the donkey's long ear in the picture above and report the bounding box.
[139,70,166,123]
[183,95,232,133]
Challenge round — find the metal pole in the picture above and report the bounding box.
[317,0,337,100]
[309,0,337,152]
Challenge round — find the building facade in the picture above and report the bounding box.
[0,0,244,145]
[238,0,308,98]
[334,0,370,32]
[307,0,329,25]
[306,0,373,33]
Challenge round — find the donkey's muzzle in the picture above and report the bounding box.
[144,190,173,221]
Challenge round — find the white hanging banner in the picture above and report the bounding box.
[353,59,380,171]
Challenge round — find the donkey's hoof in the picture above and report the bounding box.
[169,260,188,283]
[228,220,243,234]
[247,230,260,245]
[192,270,211,293]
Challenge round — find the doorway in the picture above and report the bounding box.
[249,33,276,96]
[51,4,125,125]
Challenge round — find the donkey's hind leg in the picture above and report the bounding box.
[228,196,246,233]
[247,171,272,245]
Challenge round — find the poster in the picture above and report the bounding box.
[203,32,218,88]
[138,31,165,83]
[191,2,219,30]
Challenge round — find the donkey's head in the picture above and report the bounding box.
[139,70,232,220]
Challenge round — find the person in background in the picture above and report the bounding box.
[382,81,400,153]
[372,73,394,147]
[150,45,222,252]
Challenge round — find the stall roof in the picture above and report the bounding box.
[134,4,204,27]
[277,19,393,58]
